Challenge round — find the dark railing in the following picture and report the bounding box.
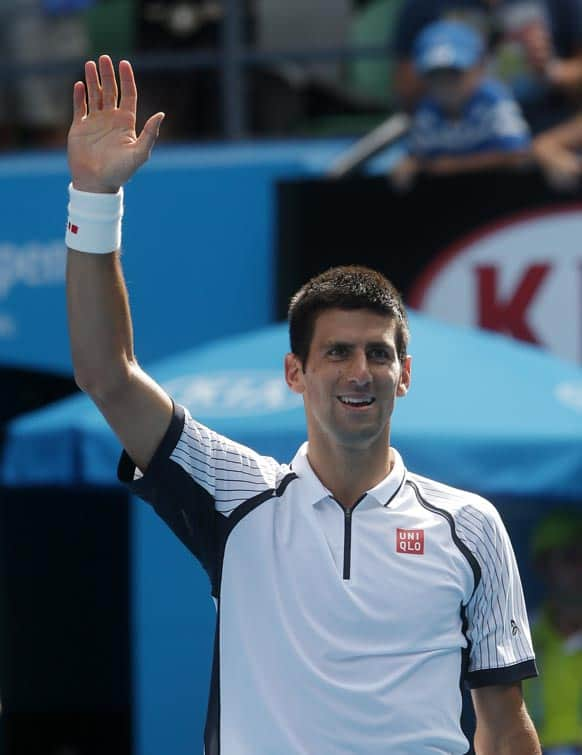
[0,2,392,141]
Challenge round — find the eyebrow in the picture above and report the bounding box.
[322,340,395,352]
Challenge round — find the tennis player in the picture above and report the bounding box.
[65,55,542,754]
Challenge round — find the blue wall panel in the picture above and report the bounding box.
[132,500,215,755]
[0,141,346,374]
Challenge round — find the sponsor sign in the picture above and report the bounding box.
[0,240,65,301]
[0,239,68,367]
[396,528,425,555]
[410,206,582,363]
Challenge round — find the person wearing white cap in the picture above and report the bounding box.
[392,20,531,190]
[392,0,582,132]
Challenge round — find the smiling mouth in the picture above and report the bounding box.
[337,396,376,408]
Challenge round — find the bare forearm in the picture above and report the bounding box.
[475,726,542,755]
[423,150,530,175]
[547,55,582,93]
[67,248,136,396]
[474,708,541,754]
[534,114,582,152]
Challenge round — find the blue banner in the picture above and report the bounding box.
[0,141,344,375]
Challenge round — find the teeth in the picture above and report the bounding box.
[339,397,374,406]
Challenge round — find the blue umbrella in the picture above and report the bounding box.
[3,311,582,755]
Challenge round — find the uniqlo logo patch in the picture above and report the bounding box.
[396,528,425,555]
[68,221,78,234]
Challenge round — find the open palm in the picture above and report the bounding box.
[68,56,164,193]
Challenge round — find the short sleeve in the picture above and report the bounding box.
[117,403,286,588]
[482,96,531,152]
[456,502,538,688]
[408,102,440,156]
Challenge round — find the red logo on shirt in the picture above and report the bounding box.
[68,222,78,234]
[396,528,425,555]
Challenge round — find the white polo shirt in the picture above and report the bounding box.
[119,404,537,755]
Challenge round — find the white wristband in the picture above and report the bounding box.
[66,183,124,254]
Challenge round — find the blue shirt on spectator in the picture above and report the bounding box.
[409,77,531,158]
[393,0,582,129]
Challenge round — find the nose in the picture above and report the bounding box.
[347,349,372,386]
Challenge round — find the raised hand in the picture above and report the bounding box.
[68,55,165,193]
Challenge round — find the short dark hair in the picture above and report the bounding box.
[288,265,410,367]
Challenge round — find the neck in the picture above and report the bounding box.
[306,433,394,509]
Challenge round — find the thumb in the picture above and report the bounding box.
[135,112,165,164]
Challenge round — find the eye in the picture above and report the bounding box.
[327,345,348,358]
[368,347,392,362]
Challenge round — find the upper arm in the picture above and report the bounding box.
[117,400,285,519]
[535,112,582,150]
[117,403,285,585]
[455,503,537,687]
[488,98,531,150]
[92,361,173,473]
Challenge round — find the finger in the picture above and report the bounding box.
[85,60,102,113]
[118,60,137,116]
[99,54,118,110]
[134,112,165,165]
[72,81,87,123]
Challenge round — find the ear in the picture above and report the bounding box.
[397,355,412,397]
[285,352,306,394]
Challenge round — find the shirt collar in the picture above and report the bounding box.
[290,443,407,508]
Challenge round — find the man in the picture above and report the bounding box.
[392,0,582,132]
[66,55,542,754]
[391,20,530,189]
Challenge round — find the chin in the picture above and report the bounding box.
[333,428,385,450]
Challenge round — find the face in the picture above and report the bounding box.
[425,66,481,112]
[285,309,411,452]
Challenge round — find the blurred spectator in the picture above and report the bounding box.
[533,112,582,189]
[392,0,582,133]
[134,0,227,141]
[0,0,91,150]
[392,21,530,190]
[524,509,582,755]
[256,0,350,89]
[134,0,360,140]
